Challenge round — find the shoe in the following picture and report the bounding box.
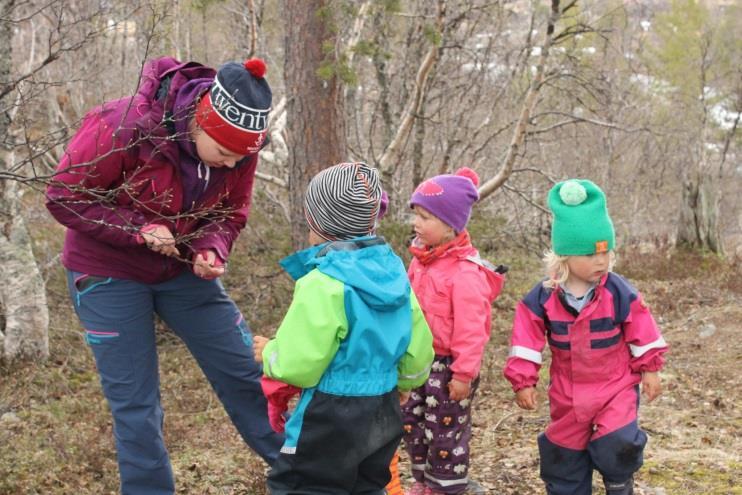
[604,477,634,495]
[464,479,486,495]
[405,482,427,495]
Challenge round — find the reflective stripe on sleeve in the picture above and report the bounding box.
[629,336,667,357]
[508,345,543,364]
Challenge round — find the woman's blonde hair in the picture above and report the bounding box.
[542,250,616,289]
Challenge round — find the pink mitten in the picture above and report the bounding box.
[261,376,301,433]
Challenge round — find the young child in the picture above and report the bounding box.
[253,162,434,495]
[402,168,506,495]
[504,179,668,495]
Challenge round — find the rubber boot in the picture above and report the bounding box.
[604,477,634,495]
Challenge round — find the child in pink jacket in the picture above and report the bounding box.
[504,179,668,495]
[402,168,506,495]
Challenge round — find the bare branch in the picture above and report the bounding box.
[478,0,562,200]
[379,0,446,185]
[255,171,287,188]
[528,112,647,134]
[503,183,550,214]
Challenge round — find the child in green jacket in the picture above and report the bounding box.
[254,162,434,495]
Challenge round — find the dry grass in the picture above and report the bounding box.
[1,198,740,494]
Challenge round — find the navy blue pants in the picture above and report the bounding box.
[267,389,402,495]
[539,420,646,495]
[67,269,283,495]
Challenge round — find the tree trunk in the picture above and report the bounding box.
[0,0,50,361]
[283,0,347,249]
[677,159,724,254]
[0,174,50,361]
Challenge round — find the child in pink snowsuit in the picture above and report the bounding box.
[402,168,506,495]
[504,179,668,495]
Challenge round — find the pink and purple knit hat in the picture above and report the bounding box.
[409,167,480,232]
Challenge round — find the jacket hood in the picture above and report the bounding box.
[280,236,410,311]
[463,252,506,302]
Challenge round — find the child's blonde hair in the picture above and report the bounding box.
[542,250,616,289]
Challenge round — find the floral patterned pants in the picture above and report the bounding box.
[401,355,479,494]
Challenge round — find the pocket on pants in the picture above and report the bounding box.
[235,313,253,348]
[71,272,113,306]
[85,328,135,400]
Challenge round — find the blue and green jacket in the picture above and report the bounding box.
[262,236,434,453]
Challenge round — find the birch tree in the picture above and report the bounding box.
[650,0,740,254]
[0,0,49,361]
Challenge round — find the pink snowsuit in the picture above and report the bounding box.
[504,272,667,495]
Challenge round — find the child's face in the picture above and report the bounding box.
[307,229,326,246]
[412,205,455,247]
[566,252,611,285]
[193,125,247,169]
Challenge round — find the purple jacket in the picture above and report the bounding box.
[46,57,259,284]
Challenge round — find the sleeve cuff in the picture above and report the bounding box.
[452,373,474,383]
[512,378,538,392]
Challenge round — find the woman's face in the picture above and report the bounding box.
[192,127,247,169]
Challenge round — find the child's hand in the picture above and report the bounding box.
[398,389,411,406]
[448,379,471,401]
[253,335,270,363]
[515,387,537,410]
[641,371,662,402]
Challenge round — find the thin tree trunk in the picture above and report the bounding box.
[378,0,445,189]
[0,172,50,361]
[283,0,347,249]
[412,111,425,190]
[677,151,724,253]
[477,0,561,200]
[0,0,49,361]
[174,0,182,60]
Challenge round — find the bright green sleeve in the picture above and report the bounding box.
[397,290,434,391]
[262,270,348,388]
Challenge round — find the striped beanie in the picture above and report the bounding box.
[304,162,383,241]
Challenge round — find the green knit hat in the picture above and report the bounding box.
[548,179,615,256]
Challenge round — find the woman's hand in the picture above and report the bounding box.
[515,386,537,410]
[253,335,269,363]
[641,371,662,402]
[398,389,411,406]
[447,378,471,401]
[141,224,180,257]
[193,250,226,279]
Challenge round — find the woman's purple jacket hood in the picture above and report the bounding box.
[46,57,260,284]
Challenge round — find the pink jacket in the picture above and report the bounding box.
[46,58,258,284]
[408,244,505,382]
[504,272,668,423]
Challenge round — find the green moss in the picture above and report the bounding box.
[641,460,742,494]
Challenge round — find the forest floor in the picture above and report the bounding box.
[1,208,740,495]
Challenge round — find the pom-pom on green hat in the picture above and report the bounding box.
[548,179,615,256]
